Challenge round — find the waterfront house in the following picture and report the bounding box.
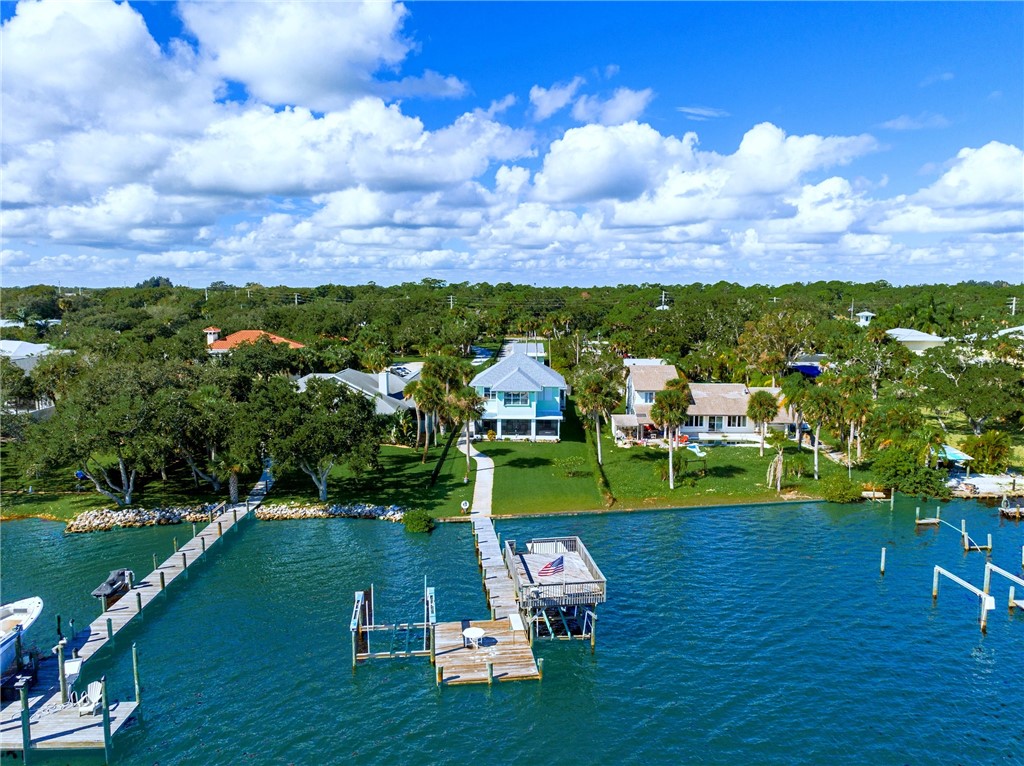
[295,369,413,417]
[470,350,567,440]
[681,383,796,441]
[203,327,304,355]
[624,363,679,423]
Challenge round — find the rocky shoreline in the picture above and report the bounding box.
[62,501,406,532]
[255,503,405,522]
[65,505,221,533]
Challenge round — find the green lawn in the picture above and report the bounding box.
[475,406,605,515]
[0,442,234,522]
[920,410,1024,473]
[265,443,473,516]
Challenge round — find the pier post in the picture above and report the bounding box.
[980,597,989,634]
[18,679,31,763]
[880,547,886,576]
[233,507,238,523]
[987,533,992,553]
[181,552,187,570]
[101,675,112,763]
[932,567,939,601]
[916,507,920,523]
[136,591,143,613]
[152,553,157,571]
[218,521,223,537]
[57,640,67,704]
[201,535,207,553]
[132,643,141,703]
[937,506,941,521]
[159,570,166,590]
[173,537,178,553]
[486,662,493,685]
[1010,586,1016,610]
[537,657,544,680]
[127,570,134,590]
[890,490,895,510]
[351,630,357,670]
[984,565,992,595]
[192,522,197,538]
[106,617,113,641]
[591,608,597,653]
[436,665,443,687]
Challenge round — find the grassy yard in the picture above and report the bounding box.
[0,442,235,522]
[920,410,1024,472]
[475,405,605,515]
[265,443,473,516]
[597,428,875,509]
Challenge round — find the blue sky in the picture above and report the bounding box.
[1,1,1021,287]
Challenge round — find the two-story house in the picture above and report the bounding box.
[470,351,567,440]
[624,363,679,425]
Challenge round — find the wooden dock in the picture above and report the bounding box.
[471,516,519,620]
[434,620,539,685]
[0,472,273,755]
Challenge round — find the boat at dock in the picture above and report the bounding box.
[0,598,43,673]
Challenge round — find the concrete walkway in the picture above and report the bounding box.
[458,436,494,517]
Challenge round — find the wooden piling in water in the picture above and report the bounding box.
[880,547,886,575]
[201,535,206,553]
[181,552,187,569]
[57,640,67,704]
[436,665,443,686]
[132,643,140,703]
[152,553,158,571]
[19,680,31,762]
[106,617,113,641]
[159,570,166,590]
[101,675,112,763]
[537,657,544,680]
[218,521,223,536]
[486,662,493,684]
[136,591,142,613]
[173,537,178,552]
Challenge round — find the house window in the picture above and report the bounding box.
[504,392,529,406]
[727,415,747,428]
[707,416,724,432]
[483,387,497,401]
[640,391,656,404]
[684,415,703,428]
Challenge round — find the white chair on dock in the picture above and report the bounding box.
[78,681,102,716]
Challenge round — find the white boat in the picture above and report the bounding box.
[0,597,43,673]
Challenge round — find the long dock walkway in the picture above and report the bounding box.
[459,438,519,620]
[0,470,274,753]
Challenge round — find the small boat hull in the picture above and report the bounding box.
[0,597,43,673]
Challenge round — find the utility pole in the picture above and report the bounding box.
[849,299,855,321]
[1010,297,1018,317]
[294,293,299,307]
[448,295,455,310]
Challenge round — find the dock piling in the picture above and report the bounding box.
[19,679,31,763]
[218,521,223,536]
[159,571,166,590]
[173,537,178,552]
[486,662,493,685]
[106,617,113,641]
[101,675,112,763]
[201,535,207,553]
[537,657,544,680]
[152,553,157,571]
[880,547,886,576]
[132,643,141,703]
[181,552,187,570]
[136,592,142,613]
[57,640,67,704]
[436,665,443,687]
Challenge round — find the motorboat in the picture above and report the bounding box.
[0,597,43,672]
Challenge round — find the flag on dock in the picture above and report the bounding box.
[538,555,564,577]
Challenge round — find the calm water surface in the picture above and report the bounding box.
[2,499,1022,766]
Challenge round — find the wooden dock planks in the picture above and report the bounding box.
[434,620,538,684]
[472,516,519,619]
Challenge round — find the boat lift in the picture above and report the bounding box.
[350,579,437,668]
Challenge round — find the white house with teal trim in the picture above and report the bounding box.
[470,350,567,440]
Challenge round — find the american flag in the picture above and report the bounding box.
[537,555,564,577]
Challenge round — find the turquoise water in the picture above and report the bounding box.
[2,500,1022,765]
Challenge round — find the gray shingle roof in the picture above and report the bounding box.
[471,351,566,392]
[628,364,678,391]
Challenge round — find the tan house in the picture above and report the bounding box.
[681,383,796,441]
[624,363,679,424]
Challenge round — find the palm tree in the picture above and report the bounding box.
[414,377,445,462]
[765,430,788,493]
[650,389,690,490]
[802,386,833,480]
[403,379,423,448]
[747,390,780,458]
[574,373,621,466]
[780,373,811,450]
[446,385,485,478]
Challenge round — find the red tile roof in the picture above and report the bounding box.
[203,326,221,332]
[209,330,304,350]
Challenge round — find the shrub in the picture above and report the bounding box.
[486,429,496,441]
[820,474,863,504]
[402,509,435,533]
[961,432,1012,474]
